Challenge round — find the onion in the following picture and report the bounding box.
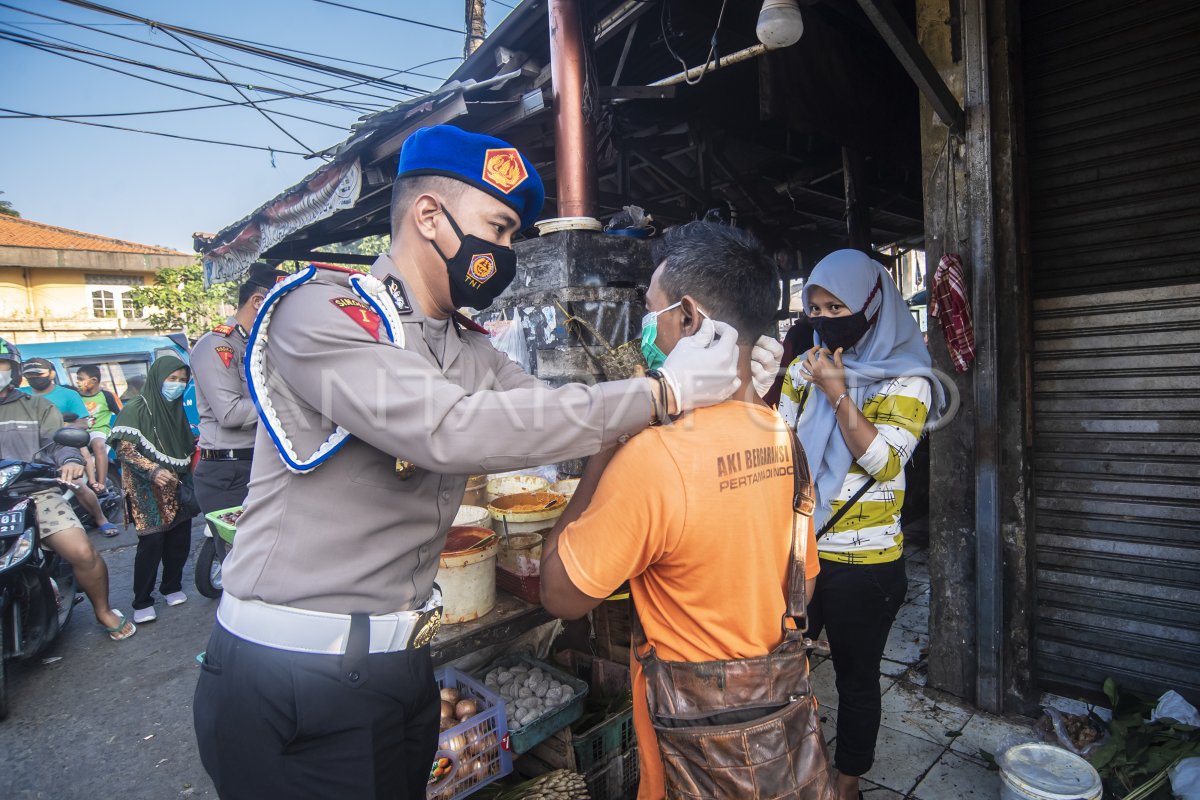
[455,698,479,720]
[440,700,455,720]
[440,687,460,704]
[439,716,457,732]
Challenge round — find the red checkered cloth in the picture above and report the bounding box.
[929,252,976,372]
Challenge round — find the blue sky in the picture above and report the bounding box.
[0,0,514,252]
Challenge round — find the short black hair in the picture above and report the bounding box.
[237,281,268,307]
[390,174,467,239]
[76,364,100,381]
[652,221,780,344]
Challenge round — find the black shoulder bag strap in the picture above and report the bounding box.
[816,476,876,539]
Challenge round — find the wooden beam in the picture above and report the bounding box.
[854,0,965,134]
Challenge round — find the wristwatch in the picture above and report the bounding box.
[645,369,672,426]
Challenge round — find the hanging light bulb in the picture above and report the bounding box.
[756,0,805,49]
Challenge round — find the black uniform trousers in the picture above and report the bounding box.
[194,621,440,800]
[132,517,192,610]
[193,459,252,556]
[804,556,907,777]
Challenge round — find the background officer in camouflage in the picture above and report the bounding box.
[193,125,743,800]
[190,262,286,567]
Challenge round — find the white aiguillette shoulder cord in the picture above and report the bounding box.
[245,267,405,474]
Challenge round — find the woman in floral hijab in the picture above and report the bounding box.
[109,355,197,624]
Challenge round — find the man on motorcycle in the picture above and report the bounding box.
[0,339,135,641]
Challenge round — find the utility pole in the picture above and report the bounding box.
[465,0,486,58]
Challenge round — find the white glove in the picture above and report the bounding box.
[750,335,785,397]
[659,319,741,413]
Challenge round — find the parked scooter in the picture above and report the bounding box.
[0,427,91,720]
[195,506,239,599]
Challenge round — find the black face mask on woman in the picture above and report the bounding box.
[429,206,517,311]
[810,276,883,352]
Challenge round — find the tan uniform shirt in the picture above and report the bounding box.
[222,255,653,614]
[192,316,257,450]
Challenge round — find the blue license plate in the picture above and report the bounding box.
[0,508,25,535]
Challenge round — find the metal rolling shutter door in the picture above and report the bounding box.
[1023,0,1200,701]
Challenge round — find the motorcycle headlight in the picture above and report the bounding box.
[0,464,21,489]
[0,530,33,570]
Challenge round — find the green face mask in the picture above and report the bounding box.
[639,302,681,371]
[640,301,710,370]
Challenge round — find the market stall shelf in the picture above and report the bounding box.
[432,592,552,666]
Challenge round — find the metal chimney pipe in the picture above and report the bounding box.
[548,0,597,218]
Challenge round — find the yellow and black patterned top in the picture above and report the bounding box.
[779,366,930,564]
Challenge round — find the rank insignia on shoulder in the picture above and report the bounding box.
[214,345,236,369]
[331,297,383,341]
[211,324,234,337]
[382,276,414,316]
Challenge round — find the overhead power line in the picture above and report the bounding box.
[159,27,315,155]
[0,29,385,114]
[0,105,310,156]
[0,2,413,106]
[56,0,430,95]
[308,0,465,35]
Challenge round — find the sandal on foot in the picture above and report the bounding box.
[98,523,120,538]
[105,610,137,642]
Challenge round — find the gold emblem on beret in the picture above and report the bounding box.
[481,147,527,194]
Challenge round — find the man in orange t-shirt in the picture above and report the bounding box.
[541,221,822,800]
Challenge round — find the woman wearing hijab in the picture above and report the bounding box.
[109,355,197,625]
[779,250,943,800]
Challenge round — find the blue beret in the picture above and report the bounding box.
[397,125,545,231]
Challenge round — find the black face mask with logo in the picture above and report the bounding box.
[429,206,517,310]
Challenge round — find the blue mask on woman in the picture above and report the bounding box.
[161,382,186,402]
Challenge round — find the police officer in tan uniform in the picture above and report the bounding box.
[192,126,749,800]
[190,263,285,564]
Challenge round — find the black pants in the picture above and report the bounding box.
[194,622,440,800]
[132,517,192,609]
[805,557,907,777]
[193,459,252,556]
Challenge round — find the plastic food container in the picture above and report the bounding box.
[485,474,549,503]
[998,743,1103,800]
[463,475,488,508]
[428,666,511,800]
[488,491,568,539]
[481,654,589,754]
[436,527,498,624]
[453,505,491,531]
[551,478,580,499]
[204,506,242,546]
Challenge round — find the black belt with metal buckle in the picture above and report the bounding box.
[199,448,254,461]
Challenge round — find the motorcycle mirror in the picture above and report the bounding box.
[52,427,91,449]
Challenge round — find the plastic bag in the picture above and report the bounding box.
[1036,707,1109,758]
[1151,690,1200,727]
[1170,757,1200,800]
[485,310,530,372]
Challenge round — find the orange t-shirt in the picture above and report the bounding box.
[558,401,821,800]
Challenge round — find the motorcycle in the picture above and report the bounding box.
[195,506,239,599]
[0,427,91,720]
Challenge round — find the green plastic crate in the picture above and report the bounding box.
[204,505,242,545]
[482,655,588,754]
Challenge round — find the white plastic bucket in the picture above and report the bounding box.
[998,743,1103,800]
[454,505,491,531]
[436,527,498,624]
[534,216,603,235]
[551,478,580,499]
[485,474,549,503]
[488,491,568,538]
